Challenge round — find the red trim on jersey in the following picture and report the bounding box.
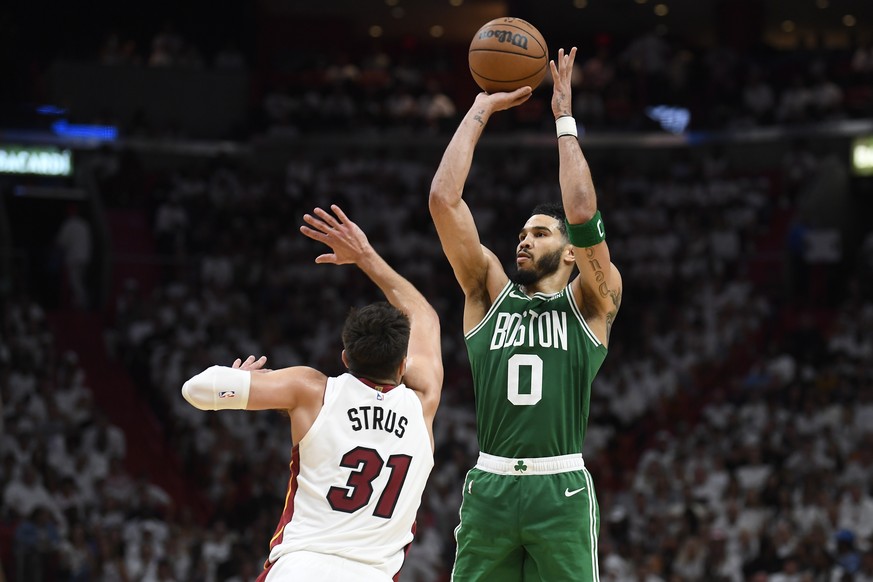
[258,444,301,577]
[357,376,399,394]
[392,520,417,581]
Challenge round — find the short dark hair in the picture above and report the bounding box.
[530,202,567,238]
[342,302,410,380]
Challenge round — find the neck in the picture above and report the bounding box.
[351,371,398,386]
[354,374,401,394]
[520,272,571,296]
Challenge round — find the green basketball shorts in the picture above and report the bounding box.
[451,453,600,582]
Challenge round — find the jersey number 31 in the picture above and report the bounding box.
[327,446,412,519]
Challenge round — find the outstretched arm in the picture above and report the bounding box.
[429,88,532,331]
[182,206,443,413]
[300,205,443,418]
[551,47,623,344]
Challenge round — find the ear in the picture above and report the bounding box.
[397,356,408,383]
[563,244,576,265]
[341,350,350,369]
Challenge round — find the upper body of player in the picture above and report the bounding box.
[181,205,442,580]
[428,47,622,458]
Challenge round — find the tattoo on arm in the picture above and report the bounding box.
[473,109,485,126]
[584,248,622,340]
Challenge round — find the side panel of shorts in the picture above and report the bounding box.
[452,469,525,582]
[518,468,600,581]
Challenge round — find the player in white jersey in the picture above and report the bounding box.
[181,205,442,582]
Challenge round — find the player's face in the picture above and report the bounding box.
[513,215,567,285]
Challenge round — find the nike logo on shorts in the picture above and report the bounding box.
[564,487,585,497]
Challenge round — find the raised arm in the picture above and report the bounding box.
[300,205,443,419]
[551,47,623,345]
[429,88,532,331]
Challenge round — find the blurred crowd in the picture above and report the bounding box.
[4,123,872,582]
[53,23,873,137]
[3,11,873,581]
[254,31,873,137]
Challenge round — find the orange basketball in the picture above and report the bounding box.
[468,17,549,94]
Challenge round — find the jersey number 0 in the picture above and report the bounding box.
[327,446,412,519]
[507,353,543,405]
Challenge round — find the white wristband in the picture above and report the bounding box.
[556,116,578,138]
[182,365,251,410]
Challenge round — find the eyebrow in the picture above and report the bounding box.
[519,226,552,235]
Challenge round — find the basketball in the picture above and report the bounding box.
[468,17,549,94]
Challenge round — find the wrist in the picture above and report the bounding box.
[555,116,578,138]
[355,246,381,269]
[468,104,492,123]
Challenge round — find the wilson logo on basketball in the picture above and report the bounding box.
[478,29,529,50]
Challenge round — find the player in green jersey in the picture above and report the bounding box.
[429,47,623,581]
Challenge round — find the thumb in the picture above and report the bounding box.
[315,254,337,264]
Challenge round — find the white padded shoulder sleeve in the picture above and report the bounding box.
[182,365,251,410]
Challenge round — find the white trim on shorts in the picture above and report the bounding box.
[475,451,585,475]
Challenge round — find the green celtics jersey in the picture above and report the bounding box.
[464,281,608,458]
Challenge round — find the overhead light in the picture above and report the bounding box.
[449,0,463,5]
[369,25,383,38]
[430,25,445,37]
[781,20,796,32]
[815,0,829,8]
[574,0,587,8]
[654,3,669,16]
[646,105,690,134]
[843,14,856,27]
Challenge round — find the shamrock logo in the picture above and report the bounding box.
[514,460,528,473]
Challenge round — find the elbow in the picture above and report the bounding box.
[182,365,251,411]
[428,182,457,215]
[428,188,447,215]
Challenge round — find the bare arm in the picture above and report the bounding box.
[429,88,532,331]
[551,47,623,344]
[300,205,443,419]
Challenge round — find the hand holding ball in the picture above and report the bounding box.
[468,18,548,94]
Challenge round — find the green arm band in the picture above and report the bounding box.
[565,210,606,248]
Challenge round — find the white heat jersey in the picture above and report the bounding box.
[264,373,434,579]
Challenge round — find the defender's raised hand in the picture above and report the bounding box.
[300,204,373,266]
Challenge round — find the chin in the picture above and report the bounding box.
[510,269,539,286]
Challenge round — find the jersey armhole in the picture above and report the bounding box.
[464,281,514,341]
[565,284,605,350]
[297,376,336,448]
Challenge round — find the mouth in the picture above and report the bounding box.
[516,253,531,265]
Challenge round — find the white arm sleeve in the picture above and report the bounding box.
[181,365,251,410]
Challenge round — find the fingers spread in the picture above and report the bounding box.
[313,206,342,229]
[330,204,350,223]
[300,225,329,242]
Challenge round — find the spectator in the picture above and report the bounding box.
[54,203,93,309]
